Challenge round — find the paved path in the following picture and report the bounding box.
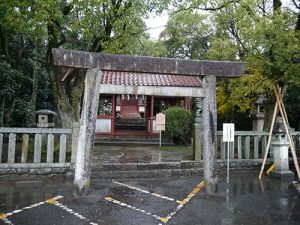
[0,172,300,225]
[93,145,193,164]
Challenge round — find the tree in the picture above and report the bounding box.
[168,0,300,130]
[160,10,212,59]
[2,0,169,128]
[162,107,193,145]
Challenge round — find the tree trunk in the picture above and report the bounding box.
[263,100,276,131]
[5,99,16,126]
[273,0,282,11]
[46,64,74,128]
[31,42,38,119]
[0,99,4,127]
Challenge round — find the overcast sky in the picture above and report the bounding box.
[145,0,294,40]
[145,12,168,40]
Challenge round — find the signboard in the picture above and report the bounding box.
[156,113,165,131]
[223,123,235,142]
[156,124,165,131]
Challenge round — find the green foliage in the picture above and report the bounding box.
[162,107,192,145]
[161,10,211,59]
[0,0,170,128]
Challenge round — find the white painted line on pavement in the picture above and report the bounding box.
[0,196,64,225]
[0,217,15,225]
[113,181,177,202]
[158,181,205,224]
[107,180,205,225]
[47,200,98,225]
[105,196,164,222]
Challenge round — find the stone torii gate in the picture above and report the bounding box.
[52,48,245,196]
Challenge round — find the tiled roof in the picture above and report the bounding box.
[101,70,202,87]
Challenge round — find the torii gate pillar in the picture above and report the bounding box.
[74,69,101,196]
[203,75,217,193]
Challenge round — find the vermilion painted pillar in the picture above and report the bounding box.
[184,97,189,110]
[150,96,154,133]
[112,95,116,135]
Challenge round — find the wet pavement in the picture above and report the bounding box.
[93,145,193,164]
[0,172,300,225]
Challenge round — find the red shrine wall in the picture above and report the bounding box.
[96,94,190,136]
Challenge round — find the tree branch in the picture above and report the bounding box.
[173,0,241,13]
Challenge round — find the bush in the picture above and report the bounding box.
[162,107,193,145]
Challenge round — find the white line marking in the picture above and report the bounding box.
[1,218,15,225]
[113,181,176,202]
[105,196,162,221]
[52,202,98,225]
[1,196,63,219]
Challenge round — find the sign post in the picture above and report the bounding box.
[223,123,235,183]
[156,113,166,147]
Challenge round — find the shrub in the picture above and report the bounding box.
[162,107,193,145]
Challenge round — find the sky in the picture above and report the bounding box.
[145,0,294,40]
[145,12,168,40]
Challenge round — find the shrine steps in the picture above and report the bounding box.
[95,136,173,146]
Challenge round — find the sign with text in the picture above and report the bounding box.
[156,113,165,131]
[223,123,235,142]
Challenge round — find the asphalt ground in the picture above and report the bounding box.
[0,172,300,225]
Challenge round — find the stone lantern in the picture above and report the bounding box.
[36,109,57,128]
[270,116,294,179]
[252,94,267,132]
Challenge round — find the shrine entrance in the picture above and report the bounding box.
[95,69,199,137]
[96,94,191,137]
[51,48,245,195]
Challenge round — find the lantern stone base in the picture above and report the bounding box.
[270,170,294,180]
[270,135,294,180]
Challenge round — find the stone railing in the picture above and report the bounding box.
[216,131,300,160]
[0,127,72,175]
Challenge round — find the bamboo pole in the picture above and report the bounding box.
[274,86,300,180]
[276,85,288,125]
[258,99,278,179]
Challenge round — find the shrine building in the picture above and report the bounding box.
[96,70,200,137]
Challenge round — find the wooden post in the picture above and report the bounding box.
[193,97,203,161]
[274,86,300,180]
[0,133,2,163]
[47,134,54,163]
[203,75,217,193]
[245,136,250,159]
[112,95,116,135]
[150,95,154,133]
[258,100,278,179]
[21,134,29,163]
[237,136,242,159]
[34,134,42,163]
[254,136,259,159]
[74,69,101,196]
[7,133,16,163]
[59,134,67,163]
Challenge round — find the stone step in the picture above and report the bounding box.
[92,161,202,171]
[91,168,203,179]
[95,137,173,146]
[91,159,266,179]
[91,161,202,179]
